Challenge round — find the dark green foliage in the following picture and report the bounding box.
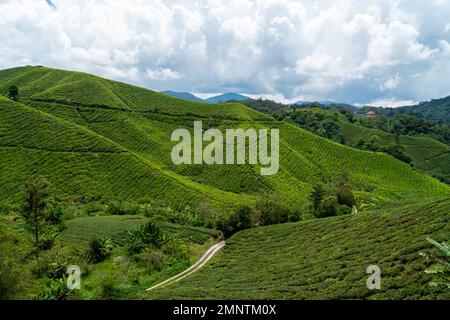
[380,144,412,164]
[148,198,450,300]
[278,108,345,143]
[0,264,18,300]
[256,195,291,226]
[336,204,352,215]
[309,184,325,216]
[337,187,356,208]
[421,238,450,288]
[230,205,253,230]
[45,204,65,230]
[7,85,18,100]
[336,172,356,208]
[218,205,255,237]
[315,196,338,218]
[38,278,73,300]
[126,222,163,255]
[86,236,113,263]
[39,231,60,251]
[22,175,50,273]
[239,98,286,113]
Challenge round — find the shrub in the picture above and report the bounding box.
[337,186,356,208]
[315,196,338,218]
[83,202,104,216]
[381,144,412,164]
[0,264,19,300]
[309,184,325,216]
[46,259,69,280]
[38,278,73,300]
[126,222,163,255]
[45,205,65,230]
[420,237,450,288]
[137,249,164,271]
[229,205,254,230]
[0,202,14,216]
[98,280,124,300]
[39,231,60,251]
[336,204,352,216]
[167,206,199,226]
[161,238,189,260]
[257,196,290,226]
[86,237,113,263]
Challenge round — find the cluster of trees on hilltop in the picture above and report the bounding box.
[274,108,345,144]
[237,97,450,145]
[356,113,450,144]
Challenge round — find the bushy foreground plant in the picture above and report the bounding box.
[126,222,163,255]
[86,236,114,263]
[420,237,450,288]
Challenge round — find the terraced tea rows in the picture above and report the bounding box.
[146,198,450,300]
[0,66,448,213]
[60,215,221,248]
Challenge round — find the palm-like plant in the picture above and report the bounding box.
[420,237,450,288]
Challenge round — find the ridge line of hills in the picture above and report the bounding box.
[1,65,448,212]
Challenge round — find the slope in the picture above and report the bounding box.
[145,198,450,300]
[0,66,449,212]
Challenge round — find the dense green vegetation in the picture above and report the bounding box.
[360,96,450,125]
[0,65,449,300]
[0,200,222,299]
[1,66,447,215]
[146,198,450,300]
[271,108,450,184]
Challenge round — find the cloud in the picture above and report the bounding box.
[146,68,183,81]
[366,98,418,108]
[0,0,449,106]
[379,74,401,91]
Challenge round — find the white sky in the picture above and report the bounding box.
[1,0,450,107]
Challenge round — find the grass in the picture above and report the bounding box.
[59,215,221,248]
[145,198,450,300]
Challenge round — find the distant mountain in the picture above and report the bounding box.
[206,93,249,103]
[293,101,359,112]
[359,95,450,124]
[161,90,205,102]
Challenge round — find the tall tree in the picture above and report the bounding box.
[7,85,19,101]
[23,175,49,274]
[310,184,325,215]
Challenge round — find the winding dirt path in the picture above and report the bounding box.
[146,241,225,291]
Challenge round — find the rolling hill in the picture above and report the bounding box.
[145,198,450,300]
[0,66,448,215]
[205,93,249,103]
[275,108,450,184]
[360,96,450,124]
[160,90,205,102]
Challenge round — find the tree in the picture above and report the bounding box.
[336,172,356,208]
[309,184,325,216]
[256,194,290,226]
[23,175,49,274]
[229,205,254,231]
[7,86,19,101]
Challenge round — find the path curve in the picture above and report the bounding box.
[146,241,225,291]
